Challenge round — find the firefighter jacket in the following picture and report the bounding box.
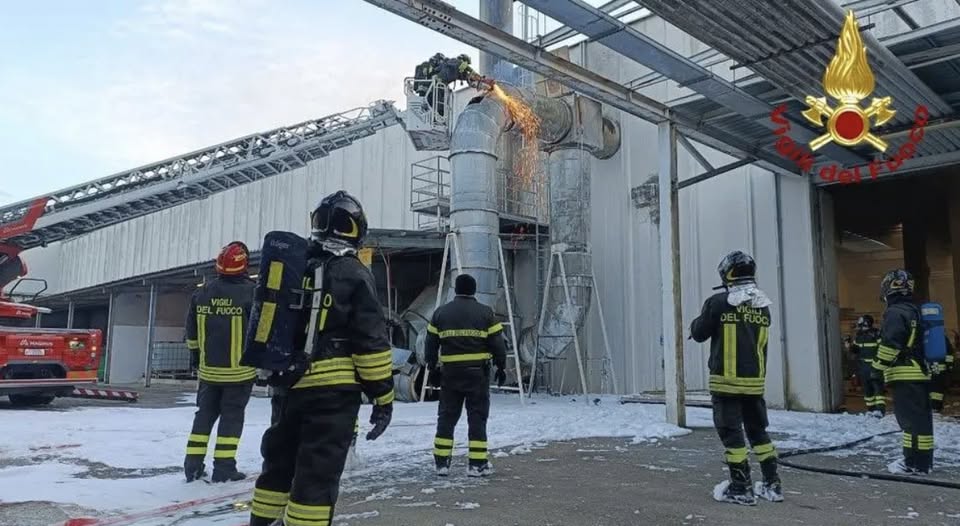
[425,295,507,370]
[186,275,257,384]
[873,297,930,383]
[690,292,772,396]
[289,249,395,406]
[852,328,881,362]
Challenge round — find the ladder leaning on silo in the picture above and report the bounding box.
[533,244,619,404]
[418,232,527,405]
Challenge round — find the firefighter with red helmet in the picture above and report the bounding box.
[249,191,394,526]
[183,241,257,483]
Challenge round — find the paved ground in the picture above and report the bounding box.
[332,432,960,526]
[3,385,959,526]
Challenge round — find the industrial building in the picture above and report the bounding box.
[4,0,960,418]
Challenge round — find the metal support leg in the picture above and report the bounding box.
[144,284,157,388]
[421,233,464,402]
[557,253,589,404]
[496,237,525,405]
[531,250,556,395]
[658,121,686,426]
[591,271,619,395]
[66,301,75,329]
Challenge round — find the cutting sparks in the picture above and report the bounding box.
[488,84,543,185]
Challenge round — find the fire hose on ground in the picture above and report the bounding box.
[778,429,960,490]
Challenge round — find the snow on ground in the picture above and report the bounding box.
[1,393,958,516]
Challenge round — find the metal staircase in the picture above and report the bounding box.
[0,100,402,250]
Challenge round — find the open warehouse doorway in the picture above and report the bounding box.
[821,171,960,413]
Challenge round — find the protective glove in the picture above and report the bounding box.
[427,364,443,388]
[494,366,507,388]
[366,403,393,441]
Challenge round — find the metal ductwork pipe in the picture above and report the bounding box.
[534,147,593,361]
[479,0,514,82]
[447,84,572,308]
[448,96,512,307]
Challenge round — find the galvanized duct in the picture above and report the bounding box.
[536,146,593,361]
[447,84,572,308]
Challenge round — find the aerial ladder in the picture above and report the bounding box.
[0,96,447,405]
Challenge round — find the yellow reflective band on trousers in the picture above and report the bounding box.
[440,352,492,364]
[753,442,777,461]
[756,326,768,379]
[434,437,454,457]
[468,440,488,460]
[353,350,393,381]
[903,434,935,451]
[284,500,332,526]
[230,315,242,368]
[723,323,736,379]
[292,357,358,389]
[724,447,748,463]
[185,432,208,456]
[252,488,290,520]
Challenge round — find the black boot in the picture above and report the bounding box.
[715,461,757,506]
[435,456,451,477]
[248,515,282,526]
[211,459,247,482]
[756,458,783,502]
[184,455,206,483]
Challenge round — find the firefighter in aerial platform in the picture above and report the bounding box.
[851,314,886,416]
[425,274,507,477]
[872,269,934,474]
[413,53,490,117]
[248,191,394,526]
[690,251,782,506]
[183,241,257,483]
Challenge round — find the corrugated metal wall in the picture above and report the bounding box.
[28,124,439,293]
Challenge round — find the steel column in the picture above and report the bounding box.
[678,158,755,190]
[144,284,157,388]
[104,293,114,384]
[658,121,686,427]
[66,301,75,329]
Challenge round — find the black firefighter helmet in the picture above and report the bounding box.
[879,268,914,303]
[856,314,875,329]
[310,190,368,248]
[717,250,756,287]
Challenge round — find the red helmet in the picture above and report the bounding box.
[216,241,249,276]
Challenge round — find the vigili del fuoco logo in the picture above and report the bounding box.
[769,11,929,184]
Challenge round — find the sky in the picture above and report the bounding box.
[0,0,504,207]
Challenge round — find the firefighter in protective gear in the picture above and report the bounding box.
[425,273,507,478]
[250,191,394,526]
[690,251,782,506]
[184,241,257,483]
[872,269,933,474]
[930,336,954,413]
[851,314,885,416]
[413,53,480,117]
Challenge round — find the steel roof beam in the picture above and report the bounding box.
[517,0,867,168]
[881,17,960,47]
[362,0,799,176]
[816,149,960,185]
[536,0,636,48]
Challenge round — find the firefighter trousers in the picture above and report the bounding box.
[859,360,886,413]
[250,389,361,526]
[712,394,779,488]
[434,366,490,468]
[930,368,947,412]
[892,380,934,472]
[185,381,253,471]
